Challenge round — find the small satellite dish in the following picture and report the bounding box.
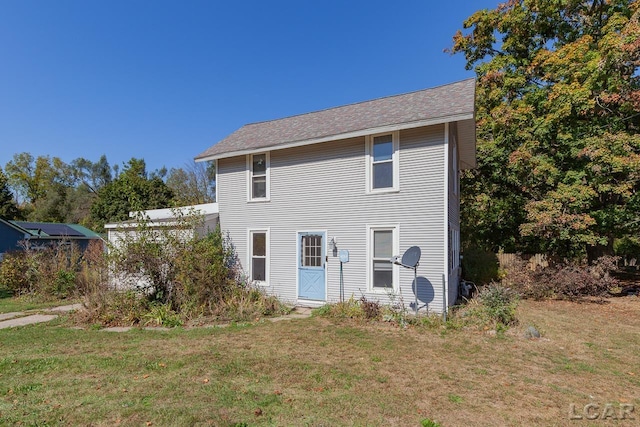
[401,246,421,268]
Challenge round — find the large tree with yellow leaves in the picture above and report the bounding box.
[452,0,640,258]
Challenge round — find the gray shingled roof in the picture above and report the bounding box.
[195,79,475,161]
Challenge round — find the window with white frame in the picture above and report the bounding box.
[248,153,269,201]
[366,132,399,192]
[368,225,398,291]
[249,229,268,284]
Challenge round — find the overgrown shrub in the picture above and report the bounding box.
[476,285,519,326]
[315,296,381,320]
[79,212,289,327]
[0,251,37,295]
[461,246,500,285]
[76,289,149,327]
[500,256,550,300]
[0,241,94,299]
[503,255,619,300]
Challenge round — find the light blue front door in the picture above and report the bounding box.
[298,232,326,301]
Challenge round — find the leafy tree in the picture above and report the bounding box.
[166,160,216,205]
[71,155,112,194]
[4,153,76,222]
[90,158,175,229]
[0,167,20,219]
[452,0,640,258]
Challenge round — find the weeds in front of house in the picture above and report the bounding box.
[0,239,101,301]
[314,296,382,320]
[456,284,519,332]
[315,286,519,333]
[76,212,289,327]
[0,211,289,326]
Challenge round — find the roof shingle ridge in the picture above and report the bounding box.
[241,78,476,127]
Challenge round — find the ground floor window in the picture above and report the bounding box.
[367,225,398,291]
[249,229,269,285]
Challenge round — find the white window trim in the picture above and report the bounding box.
[246,152,270,202]
[365,131,399,194]
[366,224,400,293]
[248,228,270,286]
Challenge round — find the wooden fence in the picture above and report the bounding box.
[497,253,639,270]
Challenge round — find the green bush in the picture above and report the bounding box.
[461,246,500,285]
[0,242,90,299]
[477,285,519,326]
[0,252,37,295]
[614,236,640,259]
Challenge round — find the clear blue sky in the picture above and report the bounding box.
[0,0,497,174]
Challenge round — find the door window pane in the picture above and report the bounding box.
[301,235,322,267]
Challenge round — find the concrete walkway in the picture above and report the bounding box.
[0,303,82,330]
[0,304,313,331]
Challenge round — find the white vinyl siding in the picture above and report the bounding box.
[217,124,447,310]
[365,131,399,193]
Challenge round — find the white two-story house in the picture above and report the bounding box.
[195,79,476,312]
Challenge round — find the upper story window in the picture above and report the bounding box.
[247,153,270,201]
[366,131,399,193]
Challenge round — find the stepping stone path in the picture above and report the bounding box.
[0,304,313,331]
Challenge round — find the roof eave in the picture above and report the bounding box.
[195,112,474,162]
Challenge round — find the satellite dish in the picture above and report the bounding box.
[401,246,421,268]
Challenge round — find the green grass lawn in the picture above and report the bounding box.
[1,297,639,426]
[0,289,77,314]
